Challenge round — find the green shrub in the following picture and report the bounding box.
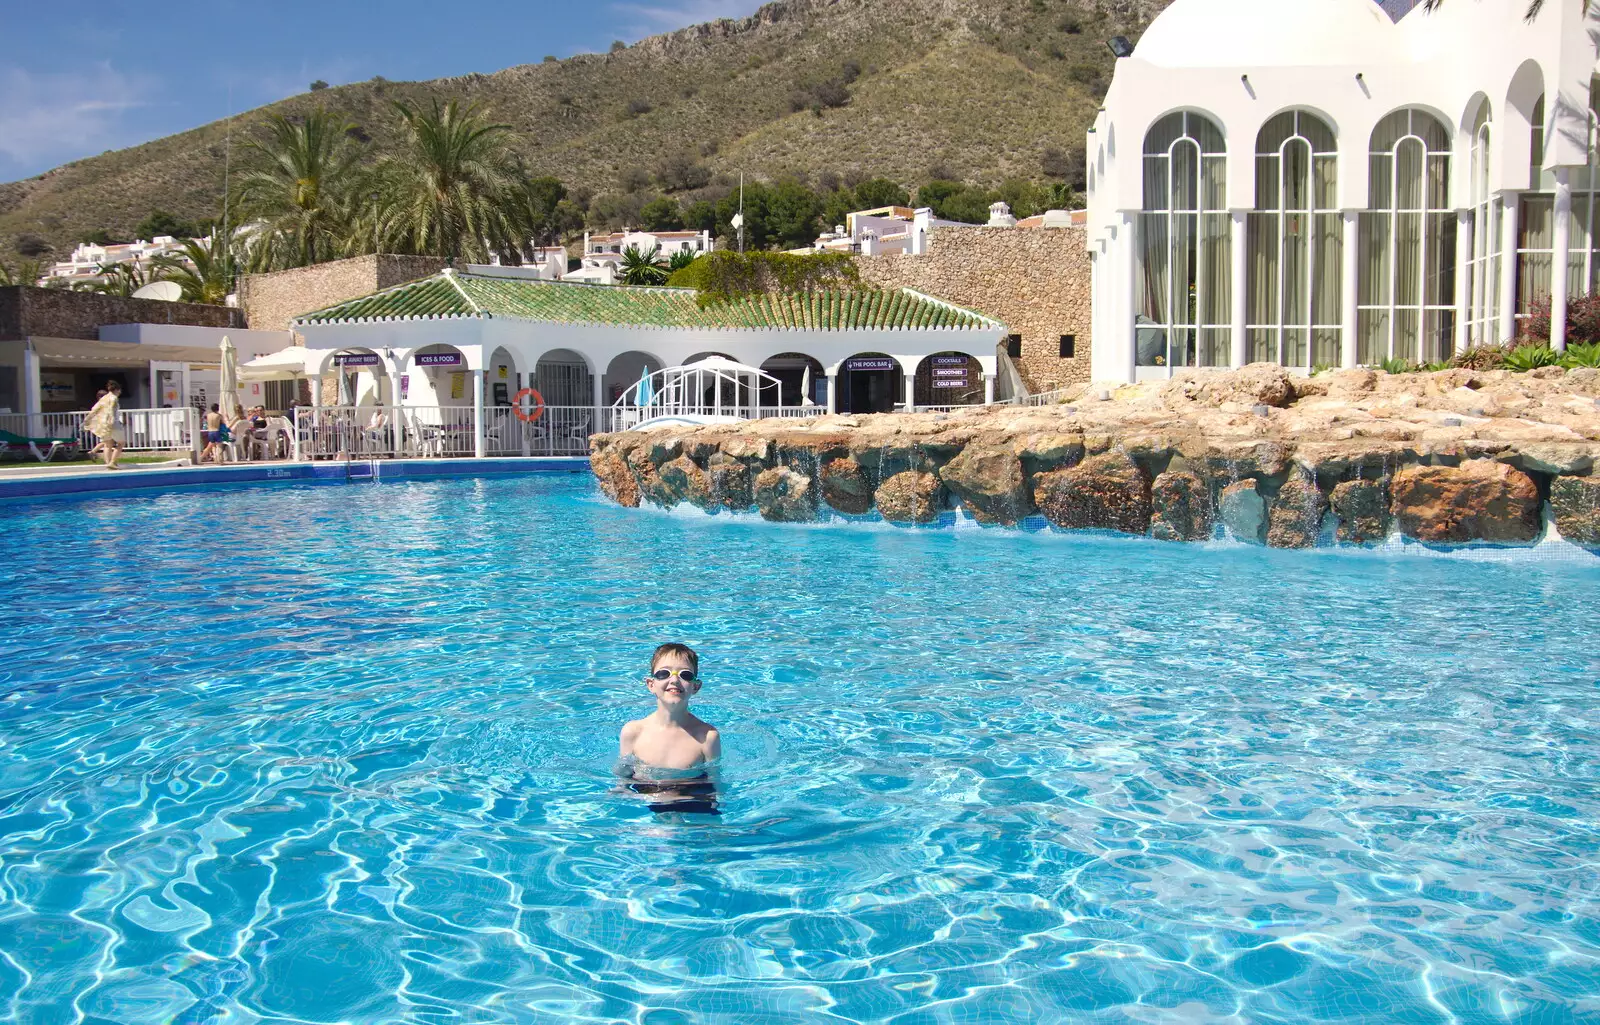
[669,250,862,303]
[1449,345,1506,370]
[1378,356,1416,375]
[1501,344,1561,371]
[1560,341,1600,369]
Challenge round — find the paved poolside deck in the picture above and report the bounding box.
[0,457,591,501]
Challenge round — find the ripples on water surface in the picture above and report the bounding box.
[0,475,1597,1024]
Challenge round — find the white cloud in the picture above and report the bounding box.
[607,0,768,38]
[0,63,156,176]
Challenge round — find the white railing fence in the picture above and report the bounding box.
[1011,387,1075,407]
[486,406,594,456]
[293,406,402,461]
[0,407,200,456]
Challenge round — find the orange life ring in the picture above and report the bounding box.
[512,388,546,423]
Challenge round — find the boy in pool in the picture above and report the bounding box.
[619,643,721,814]
[620,643,721,769]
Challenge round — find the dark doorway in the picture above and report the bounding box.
[838,354,901,414]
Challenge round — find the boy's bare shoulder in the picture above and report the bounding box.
[620,717,648,738]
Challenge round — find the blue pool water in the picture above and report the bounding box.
[1,475,1597,1024]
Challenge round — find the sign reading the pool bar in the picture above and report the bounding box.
[844,357,896,372]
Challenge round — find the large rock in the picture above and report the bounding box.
[1267,477,1328,548]
[875,471,946,524]
[1150,470,1212,542]
[753,466,817,522]
[1195,363,1295,408]
[1389,460,1541,543]
[656,455,710,508]
[1329,478,1390,544]
[1033,453,1151,534]
[819,456,874,515]
[1218,480,1265,543]
[938,445,1028,525]
[1549,475,1600,545]
[709,462,752,511]
[590,451,639,508]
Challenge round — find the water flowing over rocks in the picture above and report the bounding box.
[589,364,1600,548]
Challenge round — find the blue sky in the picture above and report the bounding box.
[0,0,768,183]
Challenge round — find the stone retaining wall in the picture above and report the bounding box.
[856,226,1091,393]
[589,364,1600,549]
[238,254,447,334]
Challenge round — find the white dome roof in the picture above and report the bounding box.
[1135,0,1397,68]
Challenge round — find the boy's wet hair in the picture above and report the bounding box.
[650,642,699,673]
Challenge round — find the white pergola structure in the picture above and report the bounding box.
[1088,0,1600,383]
[615,357,787,427]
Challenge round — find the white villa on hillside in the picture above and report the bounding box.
[566,229,714,284]
[42,236,199,287]
[1087,0,1600,383]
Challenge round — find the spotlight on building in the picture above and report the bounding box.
[1107,35,1135,58]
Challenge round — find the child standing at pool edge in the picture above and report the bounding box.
[620,643,721,769]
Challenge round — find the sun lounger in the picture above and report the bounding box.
[0,428,84,464]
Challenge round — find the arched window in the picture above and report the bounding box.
[1465,101,1503,345]
[1246,110,1340,368]
[1573,77,1600,298]
[1357,109,1455,365]
[1137,111,1231,371]
[1516,95,1553,327]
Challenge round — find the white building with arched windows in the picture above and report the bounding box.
[1087,0,1600,383]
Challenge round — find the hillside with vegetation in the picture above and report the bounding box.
[0,0,1169,265]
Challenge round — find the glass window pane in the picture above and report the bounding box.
[1314,157,1337,210]
[1256,154,1279,208]
[1312,213,1343,326]
[1520,194,1554,249]
[1357,309,1388,365]
[1199,213,1232,326]
[1192,113,1226,154]
[1145,113,1185,155]
[1199,328,1231,367]
[1396,139,1425,211]
[1283,139,1312,211]
[1369,154,1392,209]
[1144,156,1169,211]
[1417,112,1451,153]
[1281,328,1309,368]
[1426,212,1456,307]
[1395,212,1423,307]
[1311,329,1341,368]
[1370,110,1410,151]
[1247,212,1278,325]
[1174,142,1200,212]
[1283,212,1310,325]
[1358,213,1391,305]
[1393,308,1419,362]
[1202,157,1227,211]
[1247,328,1275,364]
[1426,155,1450,210]
[1518,249,1552,313]
[1300,113,1337,154]
[1423,310,1453,364]
[1257,112,1296,154]
[1172,214,1197,324]
[1138,215,1170,321]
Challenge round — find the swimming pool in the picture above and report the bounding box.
[1,475,1596,1023]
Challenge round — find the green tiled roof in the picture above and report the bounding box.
[294,270,1003,332]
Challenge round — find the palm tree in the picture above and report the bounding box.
[667,249,699,274]
[154,233,237,305]
[235,108,363,271]
[1422,0,1582,17]
[90,261,150,297]
[620,244,669,285]
[0,259,43,286]
[372,99,522,263]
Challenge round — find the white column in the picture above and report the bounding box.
[1499,193,1520,343]
[21,346,42,437]
[1341,211,1360,368]
[1230,210,1248,367]
[903,370,915,412]
[1113,213,1137,384]
[592,371,604,434]
[1454,209,1473,354]
[472,369,486,458]
[1551,170,1573,351]
[825,371,838,413]
[983,373,995,405]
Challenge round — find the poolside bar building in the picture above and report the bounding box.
[1088,0,1600,382]
[268,266,1007,456]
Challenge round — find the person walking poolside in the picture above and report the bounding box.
[83,381,124,470]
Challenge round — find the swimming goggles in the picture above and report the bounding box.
[650,668,698,683]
